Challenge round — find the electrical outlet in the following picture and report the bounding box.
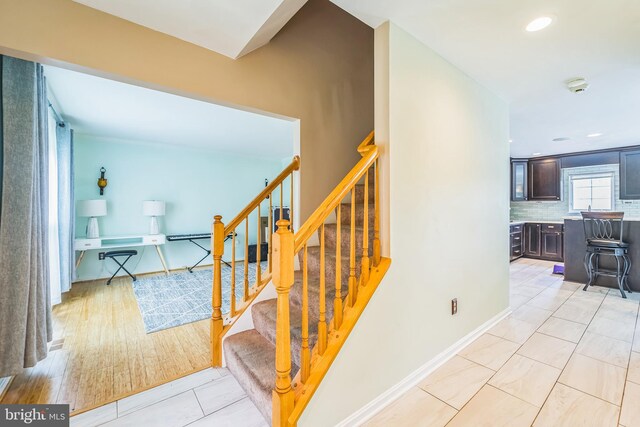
[451,298,458,315]
[98,252,106,260]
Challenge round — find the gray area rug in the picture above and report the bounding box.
[132,261,268,333]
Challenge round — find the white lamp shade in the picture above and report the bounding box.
[77,199,107,217]
[143,200,166,216]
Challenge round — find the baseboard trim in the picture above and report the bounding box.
[0,376,14,401]
[337,307,511,427]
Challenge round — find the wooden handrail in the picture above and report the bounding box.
[357,130,375,155]
[211,155,300,367]
[294,146,378,253]
[224,155,300,235]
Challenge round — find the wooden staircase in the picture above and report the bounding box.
[209,132,390,426]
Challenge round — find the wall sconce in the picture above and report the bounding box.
[97,167,108,195]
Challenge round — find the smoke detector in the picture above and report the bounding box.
[567,78,589,93]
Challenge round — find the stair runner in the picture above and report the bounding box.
[224,177,375,422]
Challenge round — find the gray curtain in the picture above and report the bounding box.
[0,56,53,377]
[57,123,74,291]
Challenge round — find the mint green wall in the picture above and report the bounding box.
[74,135,292,281]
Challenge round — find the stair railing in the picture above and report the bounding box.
[272,131,387,426]
[210,156,300,366]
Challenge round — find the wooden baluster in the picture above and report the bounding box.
[256,205,261,288]
[334,204,343,329]
[301,244,310,383]
[269,192,273,274]
[373,159,381,266]
[231,229,236,316]
[361,170,370,286]
[244,218,249,301]
[280,182,284,225]
[271,220,295,427]
[318,224,327,355]
[348,187,358,306]
[211,215,224,366]
[290,173,294,232]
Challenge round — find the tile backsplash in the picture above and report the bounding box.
[510,164,640,221]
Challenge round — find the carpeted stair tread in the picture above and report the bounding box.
[252,299,319,369]
[339,202,375,227]
[224,329,298,422]
[304,245,368,287]
[289,269,349,321]
[324,222,374,254]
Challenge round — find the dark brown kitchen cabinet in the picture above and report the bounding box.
[620,150,640,199]
[523,223,564,261]
[511,161,528,201]
[524,223,541,257]
[509,223,524,261]
[541,225,564,262]
[528,158,561,200]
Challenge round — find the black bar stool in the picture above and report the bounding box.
[581,211,632,298]
[105,250,138,285]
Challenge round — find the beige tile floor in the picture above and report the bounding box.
[366,258,640,427]
[69,368,267,427]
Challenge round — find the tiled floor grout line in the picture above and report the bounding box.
[509,261,633,425]
[616,301,639,425]
[525,264,606,425]
[447,262,577,425]
[96,374,222,425]
[183,394,250,427]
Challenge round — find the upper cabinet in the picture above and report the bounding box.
[511,160,528,201]
[528,158,561,200]
[620,150,640,199]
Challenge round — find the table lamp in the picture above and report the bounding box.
[77,199,107,238]
[143,200,165,235]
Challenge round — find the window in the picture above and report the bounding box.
[569,173,614,211]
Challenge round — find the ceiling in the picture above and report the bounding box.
[44,65,295,158]
[72,0,308,59]
[330,0,640,158]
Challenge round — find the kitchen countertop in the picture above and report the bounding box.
[563,216,640,221]
[510,220,564,225]
[511,217,640,224]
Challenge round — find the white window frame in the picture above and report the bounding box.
[568,172,615,213]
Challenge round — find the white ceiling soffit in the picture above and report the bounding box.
[73,0,308,59]
[331,0,640,157]
[44,65,294,158]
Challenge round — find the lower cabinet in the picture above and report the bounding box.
[522,223,564,262]
[541,229,564,261]
[509,224,524,261]
[524,223,541,257]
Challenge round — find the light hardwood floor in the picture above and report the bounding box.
[1,274,211,414]
[366,258,640,427]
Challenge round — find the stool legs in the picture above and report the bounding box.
[615,255,626,299]
[583,251,596,291]
[583,249,630,298]
[623,254,632,293]
[107,255,137,285]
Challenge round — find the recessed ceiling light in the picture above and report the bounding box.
[532,152,542,156]
[552,137,570,142]
[587,133,603,138]
[526,16,553,32]
[509,139,513,143]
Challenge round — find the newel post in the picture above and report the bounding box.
[211,215,225,367]
[272,219,295,427]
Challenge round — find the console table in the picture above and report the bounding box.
[74,234,169,275]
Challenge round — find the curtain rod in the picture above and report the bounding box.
[47,101,65,126]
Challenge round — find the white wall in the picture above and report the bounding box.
[74,135,291,281]
[299,22,510,426]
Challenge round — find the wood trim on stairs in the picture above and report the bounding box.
[288,257,391,425]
